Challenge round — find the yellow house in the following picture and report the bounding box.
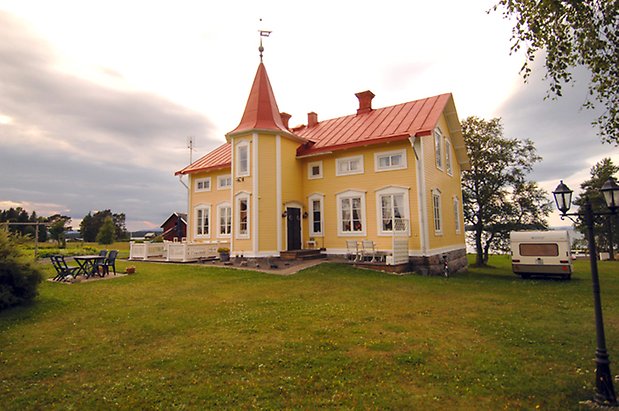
[176,61,470,274]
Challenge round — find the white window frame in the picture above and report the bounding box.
[434,128,443,170]
[374,149,407,172]
[307,161,323,180]
[336,190,366,236]
[235,193,250,239]
[336,155,364,176]
[217,202,232,238]
[217,174,232,190]
[445,138,453,176]
[194,204,211,238]
[308,193,324,236]
[453,196,461,234]
[375,186,410,236]
[432,189,442,235]
[195,177,211,192]
[236,141,250,177]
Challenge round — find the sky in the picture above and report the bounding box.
[0,0,617,232]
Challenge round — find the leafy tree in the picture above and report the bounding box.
[48,215,71,247]
[573,158,619,260]
[79,212,97,242]
[96,216,116,245]
[0,229,44,310]
[80,210,128,242]
[461,116,551,266]
[493,0,619,144]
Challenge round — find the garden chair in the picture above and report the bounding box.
[100,250,118,275]
[345,240,360,262]
[361,240,377,262]
[50,255,80,281]
[98,249,108,257]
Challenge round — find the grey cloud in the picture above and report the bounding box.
[495,66,611,183]
[0,12,217,228]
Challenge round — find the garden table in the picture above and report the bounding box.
[73,255,105,277]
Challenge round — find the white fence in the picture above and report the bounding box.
[130,241,229,262]
[129,242,165,260]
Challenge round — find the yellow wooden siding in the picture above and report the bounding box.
[424,114,466,251]
[301,141,421,252]
[231,136,253,253]
[188,169,232,243]
[280,137,304,250]
[257,135,278,252]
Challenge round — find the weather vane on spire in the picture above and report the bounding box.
[258,18,271,62]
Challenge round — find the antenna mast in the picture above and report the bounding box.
[187,136,195,164]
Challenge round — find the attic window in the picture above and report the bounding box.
[308,161,323,179]
[195,177,211,192]
[336,155,364,176]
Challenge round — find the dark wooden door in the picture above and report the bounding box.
[287,208,301,250]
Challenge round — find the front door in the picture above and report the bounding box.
[286,207,301,250]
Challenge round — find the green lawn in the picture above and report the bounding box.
[1,255,617,409]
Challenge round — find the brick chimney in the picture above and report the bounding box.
[280,112,291,130]
[308,112,318,127]
[355,90,375,114]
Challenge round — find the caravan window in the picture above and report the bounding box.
[519,243,559,257]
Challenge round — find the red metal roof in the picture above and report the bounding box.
[295,93,452,157]
[226,63,290,137]
[175,143,230,175]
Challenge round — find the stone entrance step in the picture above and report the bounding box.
[279,249,326,261]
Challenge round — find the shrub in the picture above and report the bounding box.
[0,230,44,310]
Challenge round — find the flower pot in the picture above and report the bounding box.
[219,252,230,262]
[126,267,136,274]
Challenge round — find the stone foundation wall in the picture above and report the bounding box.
[409,248,468,276]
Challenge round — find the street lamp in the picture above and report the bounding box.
[553,178,619,406]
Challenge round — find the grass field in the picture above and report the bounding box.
[1,255,617,409]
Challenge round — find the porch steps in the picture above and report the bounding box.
[279,249,326,261]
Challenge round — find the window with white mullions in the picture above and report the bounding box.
[312,200,322,234]
[432,189,442,234]
[381,193,405,232]
[218,204,231,236]
[434,128,443,170]
[341,197,363,233]
[236,142,249,177]
[238,198,248,236]
[336,155,364,176]
[195,205,210,237]
[375,150,407,172]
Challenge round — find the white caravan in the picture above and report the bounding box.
[510,231,573,280]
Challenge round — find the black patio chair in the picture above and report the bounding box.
[98,249,108,257]
[100,250,118,275]
[50,255,80,281]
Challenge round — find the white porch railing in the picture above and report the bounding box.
[129,240,230,263]
[129,242,165,260]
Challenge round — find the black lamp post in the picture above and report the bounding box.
[553,178,619,405]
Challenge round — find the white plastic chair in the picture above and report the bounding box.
[346,240,360,261]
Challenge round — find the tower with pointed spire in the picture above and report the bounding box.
[224,58,307,256]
